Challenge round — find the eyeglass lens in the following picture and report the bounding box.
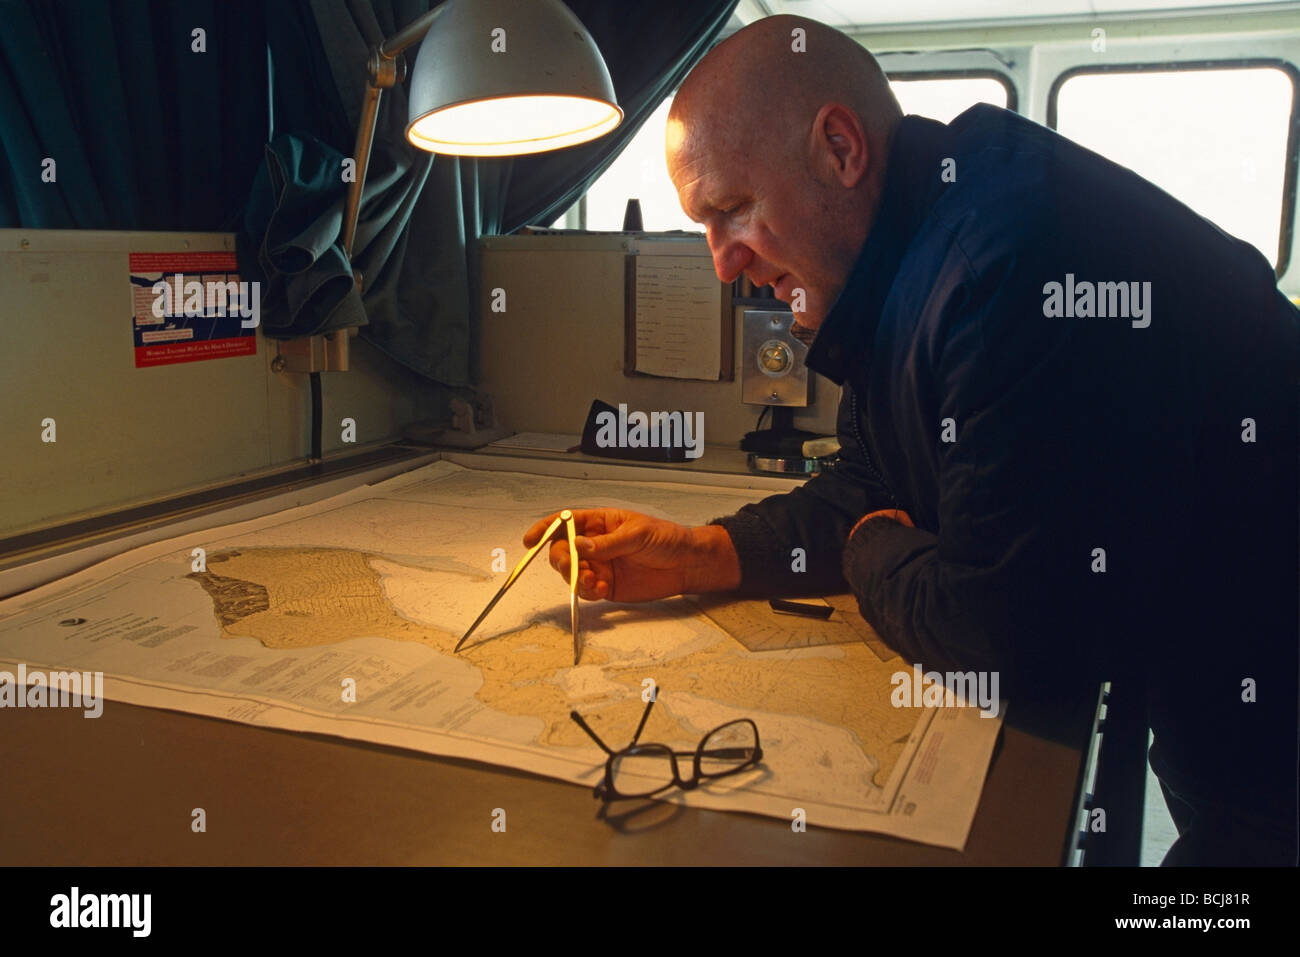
[607,720,758,797]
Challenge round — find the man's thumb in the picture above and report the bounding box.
[581,524,643,561]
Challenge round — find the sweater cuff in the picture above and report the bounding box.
[708,512,840,598]
[841,516,937,636]
[708,513,776,597]
[843,514,917,576]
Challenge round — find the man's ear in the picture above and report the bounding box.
[811,103,869,188]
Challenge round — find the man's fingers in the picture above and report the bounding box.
[579,523,645,561]
[547,539,599,578]
[523,509,641,601]
[546,542,613,599]
[547,538,572,574]
[523,512,564,546]
[580,560,614,601]
[524,508,619,546]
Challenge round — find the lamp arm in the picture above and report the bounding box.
[340,82,384,268]
[339,5,447,283]
[378,6,444,59]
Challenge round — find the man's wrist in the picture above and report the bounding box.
[685,524,742,593]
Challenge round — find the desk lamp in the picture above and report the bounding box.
[278,0,623,374]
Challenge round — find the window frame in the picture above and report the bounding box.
[886,68,1020,114]
[561,63,1023,231]
[1046,57,1300,276]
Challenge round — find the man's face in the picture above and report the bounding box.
[667,118,857,329]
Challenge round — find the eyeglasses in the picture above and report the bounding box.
[569,692,762,802]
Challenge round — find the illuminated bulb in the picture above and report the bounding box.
[408,94,622,156]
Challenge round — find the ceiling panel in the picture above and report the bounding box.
[747,0,1298,28]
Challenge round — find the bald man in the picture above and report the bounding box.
[526,16,1298,865]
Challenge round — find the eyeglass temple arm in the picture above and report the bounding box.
[569,691,660,753]
[630,693,657,746]
[568,710,616,756]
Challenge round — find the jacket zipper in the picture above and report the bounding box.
[850,387,897,506]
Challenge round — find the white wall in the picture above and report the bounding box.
[476,234,840,454]
[0,229,442,538]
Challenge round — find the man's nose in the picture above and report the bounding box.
[705,229,751,284]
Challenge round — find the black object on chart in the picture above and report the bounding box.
[769,598,834,619]
[579,399,690,462]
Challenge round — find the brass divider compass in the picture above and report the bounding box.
[454,510,582,664]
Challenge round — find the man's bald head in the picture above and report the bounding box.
[667,16,902,328]
[669,16,898,168]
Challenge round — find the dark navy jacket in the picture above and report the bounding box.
[712,105,1298,854]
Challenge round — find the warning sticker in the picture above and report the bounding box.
[129,252,258,368]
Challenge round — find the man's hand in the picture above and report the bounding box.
[522,508,741,602]
[848,508,914,540]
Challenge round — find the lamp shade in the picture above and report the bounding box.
[406,0,622,156]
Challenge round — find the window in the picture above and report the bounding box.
[556,74,1017,229]
[889,74,1014,123]
[1050,63,1297,272]
[557,71,1016,230]
[551,97,700,232]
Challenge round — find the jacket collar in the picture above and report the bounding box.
[804,113,953,385]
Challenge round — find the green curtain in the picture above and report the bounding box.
[0,0,739,391]
[0,0,268,229]
[242,0,736,388]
